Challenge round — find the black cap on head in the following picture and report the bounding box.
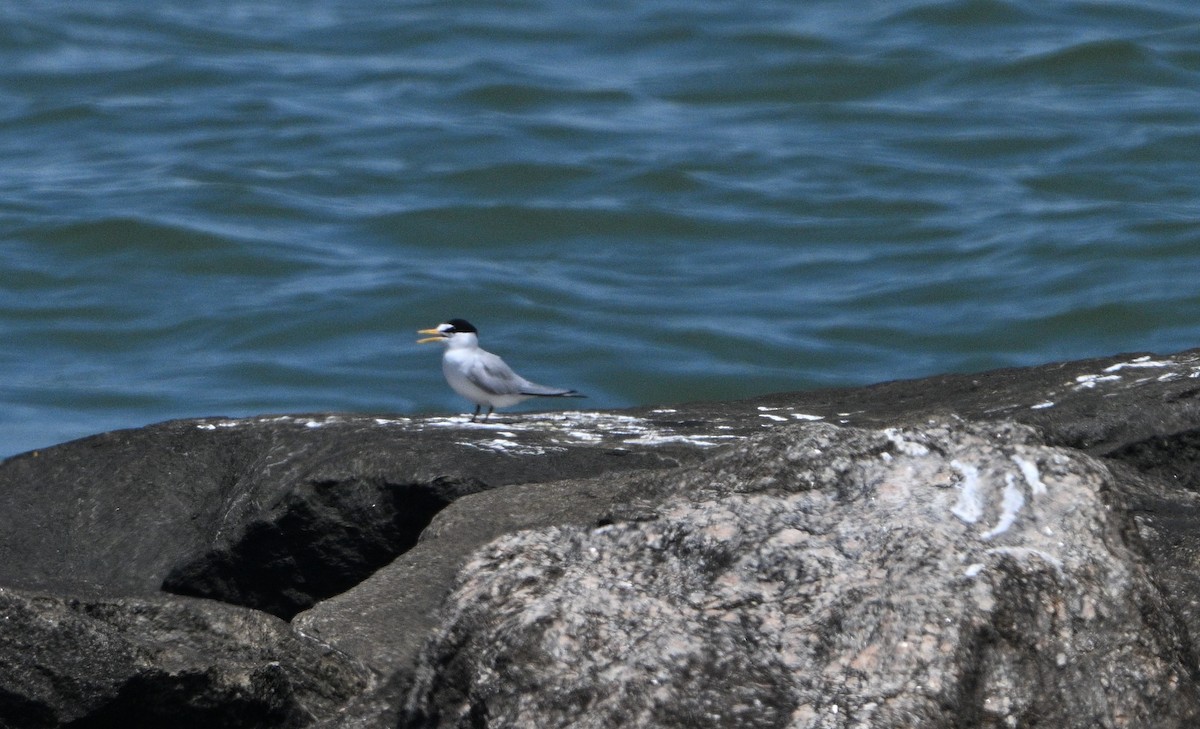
[445,318,477,333]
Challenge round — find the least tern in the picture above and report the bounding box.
[417,319,585,422]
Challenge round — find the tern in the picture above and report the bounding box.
[417,318,585,422]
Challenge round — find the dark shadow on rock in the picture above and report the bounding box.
[0,589,368,729]
[1103,429,1200,492]
[1098,430,1200,683]
[162,477,465,620]
[61,671,302,729]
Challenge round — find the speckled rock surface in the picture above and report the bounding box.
[401,420,1198,728]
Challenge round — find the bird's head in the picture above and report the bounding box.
[417,318,479,347]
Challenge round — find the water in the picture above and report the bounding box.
[2,0,1199,457]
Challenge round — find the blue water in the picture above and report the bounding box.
[2,0,1200,457]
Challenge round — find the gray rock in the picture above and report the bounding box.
[400,420,1199,727]
[0,588,368,728]
[0,412,686,619]
[4,348,1200,727]
[4,349,1199,620]
[296,351,1200,727]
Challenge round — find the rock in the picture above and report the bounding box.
[0,588,368,728]
[297,350,1200,720]
[741,349,1200,456]
[4,349,1200,727]
[400,420,1200,728]
[4,349,1198,616]
[294,471,661,707]
[0,412,687,618]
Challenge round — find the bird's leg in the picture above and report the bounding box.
[484,406,494,422]
[471,405,481,422]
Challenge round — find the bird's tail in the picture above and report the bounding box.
[521,386,586,398]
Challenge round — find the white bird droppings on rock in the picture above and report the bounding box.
[1103,356,1171,372]
[1012,455,1048,497]
[950,459,984,524]
[981,473,1026,540]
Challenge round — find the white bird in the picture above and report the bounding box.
[417,318,585,422]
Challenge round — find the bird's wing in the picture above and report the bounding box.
[467,350,583,397]
[466,352,528,396]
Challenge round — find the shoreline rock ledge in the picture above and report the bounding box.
[3,348,1200,727]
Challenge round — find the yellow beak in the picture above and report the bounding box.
[417,327,444,344]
